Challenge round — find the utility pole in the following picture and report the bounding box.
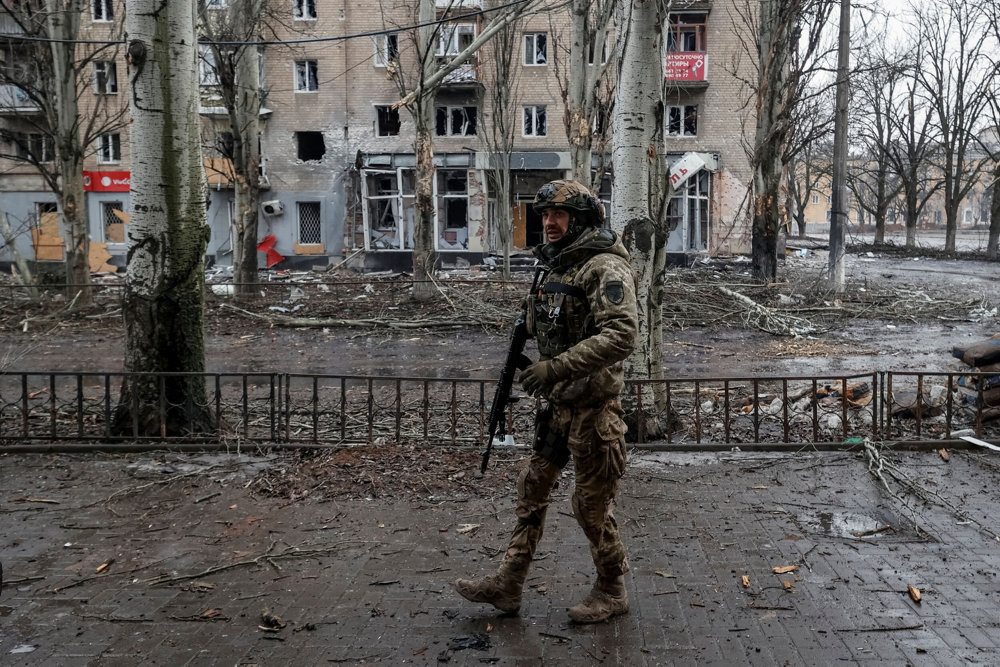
[828,0,850,294]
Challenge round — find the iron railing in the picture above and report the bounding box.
[0,370,996,447]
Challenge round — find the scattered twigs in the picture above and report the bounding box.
[142,540,373,586]
[221,302,478,330]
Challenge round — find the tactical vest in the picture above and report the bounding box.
[528,261,599,359]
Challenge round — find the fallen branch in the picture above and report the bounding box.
[716,286,816,337]
[221,302,479,330]
[142,540,373,586]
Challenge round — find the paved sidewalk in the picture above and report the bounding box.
[2,445,1000,665]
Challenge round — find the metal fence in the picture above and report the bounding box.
[0,370,996,448]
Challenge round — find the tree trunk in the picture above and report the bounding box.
[751,0,791,283]
[411,0,438,301]
[612,0,668,440]
[47,0,92,306]
[115,0,212,437]
[0,212,40,302]
[229,0,262,297]
[989,162,999,260]
[905,186,917,247]
[567,0,591,185]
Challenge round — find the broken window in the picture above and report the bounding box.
[294,60,318,92]
[295,131,325,161]
[94,61,117,94]
[667,13,707,52]
[437,169,468,250]
[376,105,400,137]
[666,170,710,251]
[293,0,316,19]
[92,0,112,22]
[523,105,546,137]
[97,132,120,163]
[298,201,322,244]
[523,32,547,66]
[435,106,477,137]
[374,34,399,67]
[667,105,698,137]
[205,0,228,8]
[102,201,126,244]
[14,133,54,163]
[436,24,476,57]
[364,169,415,250]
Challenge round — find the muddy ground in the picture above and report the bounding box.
[1,245,996,380]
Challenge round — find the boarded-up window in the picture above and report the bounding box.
[298,201,322,244]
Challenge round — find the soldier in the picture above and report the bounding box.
[455,180,638,624]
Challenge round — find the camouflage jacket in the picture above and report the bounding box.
[527,227,638,404]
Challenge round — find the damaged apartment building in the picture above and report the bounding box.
[0,0,752,273]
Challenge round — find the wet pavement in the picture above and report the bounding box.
[2,445,1000,665]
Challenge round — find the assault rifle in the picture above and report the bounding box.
[480,267,543,474]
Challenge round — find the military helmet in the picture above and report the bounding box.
[532,179,605,226]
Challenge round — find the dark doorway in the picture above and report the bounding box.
[526,205,543,247]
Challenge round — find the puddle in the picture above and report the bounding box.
[797,508,911,539]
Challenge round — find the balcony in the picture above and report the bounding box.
[664,52,709,90]
[0,85,40,112]
[436,0,480,7]
[440,63,479,86]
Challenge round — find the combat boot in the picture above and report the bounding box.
[454,562,527,614]
[568,575,629,624]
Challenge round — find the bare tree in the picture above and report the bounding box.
[848,44,906,243]
[732,0,835,282]
[478,0,523,279]
[198,0,267,297]
[387,0,537,301]
[552,0,614,188]
[912,0,993,252]
[786,91,832,237]
[980,2,1000,260]
[0,0,127,305]
[884,64,939,248]
[612,0,671,437]
[115,0,212,436]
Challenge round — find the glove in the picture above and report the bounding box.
[519,360,559,397]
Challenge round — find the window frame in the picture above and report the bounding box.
[15,133,55,163]
[666,104,698,137]
[523,32,547,66]
[373,34,399,68]
[93,61,118,94]
[199,46,219,87]
[101,200,127,245]
[434,105,477,137]
[205,0,228,9]
[436,24,476,57]
[91,0,113,22]
[96,132,121,164]
[436,169,470,251]
[666,13,708,53]
[294,60,318,93]
[296,201,323,245]
[375,104,401,137]
[522,105,547,137]
[293,0,316,21]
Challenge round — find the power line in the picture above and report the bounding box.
[0,0,534,47]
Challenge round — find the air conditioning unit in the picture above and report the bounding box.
[262,200,284,216]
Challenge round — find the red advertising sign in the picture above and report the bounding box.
[83,171,130,192]
[665,53,707,81]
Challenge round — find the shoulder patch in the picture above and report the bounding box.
[604,280,625,305]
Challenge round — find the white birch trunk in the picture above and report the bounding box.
[612,0,668,439]
[116,0,212,435]
[46,0,91,305]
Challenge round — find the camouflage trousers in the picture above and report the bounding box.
[500,398,629,578]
